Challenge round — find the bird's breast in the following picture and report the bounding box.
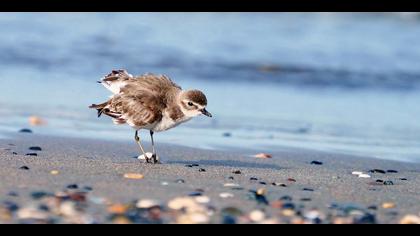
[152,114,192,132]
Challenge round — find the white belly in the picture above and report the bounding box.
[152,115,191,132]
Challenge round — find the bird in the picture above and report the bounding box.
[89,70,212,164]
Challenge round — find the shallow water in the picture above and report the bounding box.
[1,13,420,162]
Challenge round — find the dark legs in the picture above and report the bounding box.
[135,130,160,164]
[150,130,159,164]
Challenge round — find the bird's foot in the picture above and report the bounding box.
[138,152,161,164]
[151,153,161,164]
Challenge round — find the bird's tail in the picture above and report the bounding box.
[89,101,108,117]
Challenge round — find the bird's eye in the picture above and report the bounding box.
[188,102,193,106]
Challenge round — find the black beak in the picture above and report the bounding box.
[201,108,212,117]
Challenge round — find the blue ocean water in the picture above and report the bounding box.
[1,13,420,162]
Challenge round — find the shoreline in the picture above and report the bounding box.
[1,133,419,224]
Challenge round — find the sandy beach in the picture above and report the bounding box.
[1,131,419,224]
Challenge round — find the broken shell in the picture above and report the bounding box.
[399,215,420,224]
[107,204,129,214]
[168,197,196,211]
[29,116,47,126]
[195,196,210,204]
[257,188,266,195]
[382,202,396,209]
[254,153,272,159]
[224,183,240,187]
[123,173,144,179]
[17,207,48,220]
[249,210,265,222]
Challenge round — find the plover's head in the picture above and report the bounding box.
[179,90,212,118]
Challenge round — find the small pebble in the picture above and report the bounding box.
[222,132,232,137]
[7,192,19,197]
[50,170,59,175]
[29,146,42,151]
[386,211,399,216]
[198,168,206,172]
[354,213,376,224]
[272,182,287,187]
[399,178,408,181]
[369,169,386,174]
[219,193,234,198]
[83,186,93,192]
[259,182,267,185]
[168,197,198,211]
[185,165,193,168]
[358,174,371,178]
[249,189,269,205]
[367,205,378,210]
[19,129,33,133]
[67,184,79,189]
[19,166,30,170]
[161,182,169,186]
[30,192,50,200]
[281,209,296,217]
[231,187,244,191]
[250,177,258,181]
[26,153,38,156]
[232,170,241,174]
[376,179,384,183]
[38,204,50,212]
[310,161,323,165]
[279,196,293,201]
[136,199,160,209]
[352,171,363,175]
[300,198,312,202]
[303,188,314,192]
[282,203,296,210]
[387,170,398,173]
[12,152,18,155]
[287,178,297,182]
[175,179,185,184]
[224,183,240,187]
[188,192,203,197]
[383,181,394,186]
[3,201,19,212]
[256,188,266,195]
[228,176,234,180]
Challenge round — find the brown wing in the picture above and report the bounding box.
[121,73,182,96]
[105,92,165,127]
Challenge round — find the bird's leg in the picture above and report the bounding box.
[135,130,151,163]
[150,130,160,164]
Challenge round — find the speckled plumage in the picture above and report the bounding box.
[89,70,210,132]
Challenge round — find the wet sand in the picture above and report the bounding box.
[0,132,420,224]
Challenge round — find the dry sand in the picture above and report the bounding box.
[0,132,419,224]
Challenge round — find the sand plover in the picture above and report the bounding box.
[89,70,212,164]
